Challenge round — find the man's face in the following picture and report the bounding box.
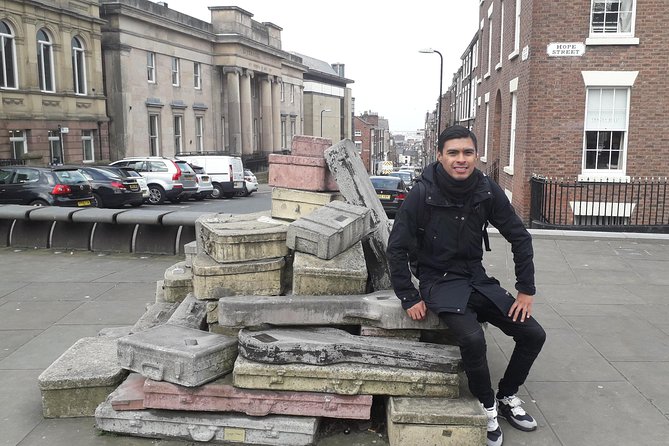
[437,137,478,180]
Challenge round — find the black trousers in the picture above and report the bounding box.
[438,291,546,408]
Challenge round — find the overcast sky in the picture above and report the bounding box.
[158,1,479,133]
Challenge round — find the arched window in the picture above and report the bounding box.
[71,36,86,94]
[37,28,55,92]
[0,20,18,89]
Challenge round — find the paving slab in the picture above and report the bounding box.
[613,361,669,415]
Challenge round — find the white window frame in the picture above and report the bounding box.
[482,93,490,162]
[147,51,156,83]
[48,130,62,163]
[171,57,180,87]
[72,37,87,95]
[195,116,204,152]
[587,0,638,45]
[281,118,287,149]
[290,84,295,103]
[9,130,27,159]
[1,21,18,89]
[149,113,160,156]
[280,82,285,102]
[579,71,638,181]
[174,115,183,154]
[193,62,201,89]
[485,4,493,78]
[37,29,55,93]
[509,0,521,59]
[82,130,95,162]
[496,0,504,71]
[505,92,518,176]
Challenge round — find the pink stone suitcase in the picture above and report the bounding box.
[143,374,372,420]
[268,154,338,191]
[290,135,332,158]
[110,373,146,411]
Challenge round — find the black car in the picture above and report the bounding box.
[388,170,415,189]
[78,166,144,208]
[0,165,93,207]
[370,175,409,217]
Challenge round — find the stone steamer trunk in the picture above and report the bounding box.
[292,242,367,296]
[270,187,343,222]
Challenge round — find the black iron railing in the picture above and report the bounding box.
[530,175,669,233]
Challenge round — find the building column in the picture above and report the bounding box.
[240,69,253,155]
[224,67,242,155]
[272,77,282,150]
[260,75,273,153]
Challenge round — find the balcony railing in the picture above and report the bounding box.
[530,175,669,233]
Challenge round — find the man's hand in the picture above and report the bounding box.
[508,292,534,322]
[406,300,427,321]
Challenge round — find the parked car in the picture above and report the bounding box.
[109,157,198,204]
[370,175,409,217]
[189,164,214,200]
[0,165,93,207]
[78,166,144,208]
[97,166,150,201]
[175,154,245,198]
[239,168,258,196]
[388,170,415,189]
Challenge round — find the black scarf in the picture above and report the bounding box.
[434,163,482,205]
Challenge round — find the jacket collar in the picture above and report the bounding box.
[419,162,492,207]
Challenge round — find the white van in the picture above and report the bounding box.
[175,154,245,198]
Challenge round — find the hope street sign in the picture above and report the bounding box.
[547,42,585,57]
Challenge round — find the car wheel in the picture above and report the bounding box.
[242,185,251,197]
[92,193,103,208]
[30,199,49,207]
[211,184,223,199]
[147,185,166,204]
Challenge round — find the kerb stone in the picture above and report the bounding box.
[38,336,127,418]
[286,201,371,260]
[271,187,343,221]
[386,396,487,446]
[292,242,367,295]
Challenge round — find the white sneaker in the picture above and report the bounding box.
[482,402,504,446]
[497,395,538,432]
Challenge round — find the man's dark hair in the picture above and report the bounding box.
[437,125,478,154]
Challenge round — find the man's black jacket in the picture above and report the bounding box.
[386,163,535,315]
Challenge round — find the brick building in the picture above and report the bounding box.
[444,0,669,225]
[354,111,390,174]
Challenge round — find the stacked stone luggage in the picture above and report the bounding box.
[38,137,488,445]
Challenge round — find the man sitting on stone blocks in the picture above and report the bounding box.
[387,125,546,446]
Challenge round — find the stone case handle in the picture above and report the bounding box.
[187,425,218,442]
[330,379,363,394]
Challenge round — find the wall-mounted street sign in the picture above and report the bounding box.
[60,127,69,134]
[547,42,585,57]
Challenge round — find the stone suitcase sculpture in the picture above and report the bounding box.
[143,374,373,420]
[95,396,319,446]
[233,356,459,398]
[238,327,461,373]
[117,324,237,387]
[292,242,367,295]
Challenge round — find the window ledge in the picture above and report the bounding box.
[495,62,502,71]
[484,72,491,79]
[480,156,487,163]
[508,50,519,60]
[585,36,639,46]
[477,78,482,84]
[577,173,631,183]
[503,165,514,175]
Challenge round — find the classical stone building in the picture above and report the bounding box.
[441,0,669,225]
[0,0,109,164]
[99,0,307,171]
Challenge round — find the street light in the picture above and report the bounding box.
[320,108,331,137]
[419,48,443,138]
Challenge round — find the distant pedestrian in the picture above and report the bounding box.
[387,125,546,446]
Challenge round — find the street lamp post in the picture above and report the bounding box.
[320,108,331,137]
[419,48,443,138]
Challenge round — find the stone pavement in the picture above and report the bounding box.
[1,229,669,446]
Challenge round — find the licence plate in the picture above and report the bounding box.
[235,181,244,188]
[129,184,139,191]
[77,200,91,207]
[377,194,391,200]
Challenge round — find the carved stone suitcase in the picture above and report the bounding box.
[238,327,461,373]
[95,396,319,445]
[286,201,371,260]
[217,290,448,330]
[233,356,459,398]
[117,324,237,387]
[109,373,146,411]
[271,187,343,221]
[143,374,372,420]
[386,396,487,446]
[292,242,367,295]
[268,153,338,191]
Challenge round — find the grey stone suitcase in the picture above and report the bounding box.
[233,356,459,398]
[218,290,448,330]
[95,396,319,445]
[292,242,367,295]
[238,327,461,373]
[286,200,371,259]
[117,324,237,387]
[143,374,373,420]
[386,396,487,446]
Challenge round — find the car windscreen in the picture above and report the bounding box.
[370,177,401,189]
[175,161,194,173]
[93,168,122,180]
[55,169,88,184]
